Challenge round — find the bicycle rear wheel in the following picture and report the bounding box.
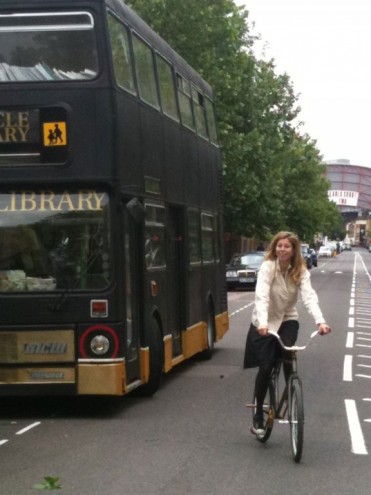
[289,378,304,462]
[251,381,275,443]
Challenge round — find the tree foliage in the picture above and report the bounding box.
[127,0,343,241]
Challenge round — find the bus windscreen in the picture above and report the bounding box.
[0,12,98,82]
[0,190,111,292]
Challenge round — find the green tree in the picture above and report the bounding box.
[126,0,342,241]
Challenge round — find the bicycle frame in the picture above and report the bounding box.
[249,330,319,462]
[271,351,301,421]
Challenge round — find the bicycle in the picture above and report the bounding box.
[247,329,319,463]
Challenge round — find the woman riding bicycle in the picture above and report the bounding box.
[243,231,331,436]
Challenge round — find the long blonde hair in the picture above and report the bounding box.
[265,231,306,284]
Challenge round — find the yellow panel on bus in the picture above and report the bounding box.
[43,122,67,146]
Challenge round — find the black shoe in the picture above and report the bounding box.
[253,414,265,436]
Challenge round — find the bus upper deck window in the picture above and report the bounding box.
[133,34,160,110]
[192,86,208,140]
[205,97,219,145]
[0,12,98,82]
[177,74,195,131]
[107,13,136,94]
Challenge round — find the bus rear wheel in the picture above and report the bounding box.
[139,318,164,397]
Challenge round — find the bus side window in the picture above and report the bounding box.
[177,74,195,131]
[205,97,219,145]
[201,212,215,263]
[188,209,201,265]
[156,54,179,122]
[132,34,160,110]
[192,86,208,140]
[214,214,221,263]
[145,204,166,269]
[107,12,136,94]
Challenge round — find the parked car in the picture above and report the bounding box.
[308,248,318,267]
[300,246,312,269]
[226,251,265,290]
[318,245,332,257]
[343,243,352,251]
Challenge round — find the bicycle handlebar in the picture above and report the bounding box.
[267,330,319,351]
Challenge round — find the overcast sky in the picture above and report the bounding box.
[235,0,371,167]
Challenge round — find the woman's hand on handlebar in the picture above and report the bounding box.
[317,322,331,335]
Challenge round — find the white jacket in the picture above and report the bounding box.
[251,259,325,332]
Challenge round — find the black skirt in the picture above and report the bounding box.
[243,320,299,368]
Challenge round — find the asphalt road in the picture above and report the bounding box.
[1,248,371,495]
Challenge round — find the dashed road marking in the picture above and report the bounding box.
[229,302,254,317]
[345,400,368,455]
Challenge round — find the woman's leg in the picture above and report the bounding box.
[278,320,299,382]
[254,361,274,417]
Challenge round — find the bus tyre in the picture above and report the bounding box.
[200,303,215,360]
[139,318,164,397]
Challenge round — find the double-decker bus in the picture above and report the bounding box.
[0,0,229,396]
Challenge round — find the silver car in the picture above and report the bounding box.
[226,252,265,290]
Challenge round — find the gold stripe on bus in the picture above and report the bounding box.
[215,311,229,342]
[140,347,150,384]
[78,362,126,395]
[0,367,75,384]
[182,321,207,359]
[163,334,173,372]
[0,330,75,363]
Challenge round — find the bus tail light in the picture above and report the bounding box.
[79,325,119,359]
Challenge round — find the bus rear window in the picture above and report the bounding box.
[0,12,98,82]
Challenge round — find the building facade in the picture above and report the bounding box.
[325,160,371,245]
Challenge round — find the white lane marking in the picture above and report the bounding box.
[349,307,355,316]
[355,374,371,379]
[345,400,368,455]
[16,422,41,435]
[229,302,254,317]
[343,355,353,381]
[0,440,9,446]
[348,317,354,328]
[346,332,354,348]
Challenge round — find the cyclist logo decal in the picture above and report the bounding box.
[43,122,67,147]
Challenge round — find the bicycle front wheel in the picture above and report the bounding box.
[289,379,304,462]
[252,381,275,443]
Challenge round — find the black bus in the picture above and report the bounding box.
[0,0,228,396]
